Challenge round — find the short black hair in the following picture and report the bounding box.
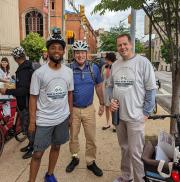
[105,52,116,62]
[116,33,132,42]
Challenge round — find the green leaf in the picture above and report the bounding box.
[21,32,45,62]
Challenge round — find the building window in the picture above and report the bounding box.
[52,0,55,10]
[25,11,43,36]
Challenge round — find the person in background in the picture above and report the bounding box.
[101,52,116,131]
[0,57,11,83]
[0,57,11,117]
[66,40,104,177]
[110,34,156,182]
[40,47,48,65]
[0,47,34,159]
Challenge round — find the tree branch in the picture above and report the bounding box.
[142,4,165,45]
[143,1,168,37]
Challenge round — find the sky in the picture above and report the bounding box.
[65,0,148,41]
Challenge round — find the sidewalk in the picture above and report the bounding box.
[0,95,170,182]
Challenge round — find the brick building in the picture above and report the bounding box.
[19,0,63,41]
[65,13,97,57]
[18,0,97,57]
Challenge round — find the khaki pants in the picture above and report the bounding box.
[69,104,96,165]
[116,120,145,182]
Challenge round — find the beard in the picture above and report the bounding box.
[49,55,63,64]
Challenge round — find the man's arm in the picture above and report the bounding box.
[95,82,104,116]
[28,95,37,133]
[143,89,156,118]
[68,91,73,124]
[95,83,104,105]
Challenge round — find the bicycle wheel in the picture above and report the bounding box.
[0,127,5,156]
[14,112,27,142]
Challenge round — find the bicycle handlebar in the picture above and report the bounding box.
[148,114,180,120]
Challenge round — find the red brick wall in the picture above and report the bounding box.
[19,0,63,41]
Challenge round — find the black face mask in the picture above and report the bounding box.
[49,55,63,64]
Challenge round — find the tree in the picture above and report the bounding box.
[135,39,144,53]
[99,25,129,51]
[68,47,73,61]
[21,32,45,62]
[99,25,144,53]
[160,40,171,64]
[93,0,180,134]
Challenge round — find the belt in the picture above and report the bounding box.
[74,104,92,108]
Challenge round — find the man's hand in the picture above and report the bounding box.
[68,114,73,126]
[28,122,36,134]
[110,99,119,112]
[98,105,104,116]
[0,88,7,95]
[144,115,149,121]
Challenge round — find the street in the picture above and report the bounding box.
[155,71,172,113]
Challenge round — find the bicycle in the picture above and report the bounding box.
[0,96,27,156]
[142,114,180,182]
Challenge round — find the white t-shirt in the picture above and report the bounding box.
[110,55,156,121]
[30,64,74,126]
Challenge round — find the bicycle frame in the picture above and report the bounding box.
[0,98,27,156]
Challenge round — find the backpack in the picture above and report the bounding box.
[66,61,96,84]
[92,57,105,73]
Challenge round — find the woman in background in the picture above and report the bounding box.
[0,57,11,83]
[101,52,116,132]
[0,57,11,117]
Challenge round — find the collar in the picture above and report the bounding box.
[73,60,89,69]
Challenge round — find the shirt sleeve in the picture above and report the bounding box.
[143,89,156,116]
[94,64,103,84]
[144,59,157,90]
[68,69,74,91]
[30,71,41,95]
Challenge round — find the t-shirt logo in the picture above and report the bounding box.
[115,75,134,88]
[47,85,67,101]
[114,67,135,91]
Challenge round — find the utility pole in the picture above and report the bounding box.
[62,0,65,37]
[48,0,51,35]
[149,14,152,62]
[130,8,136,53]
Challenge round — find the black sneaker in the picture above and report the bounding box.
[22,148,33,159]
[87,162,103,177]
[66,157,79,173]
[20,144,30,152]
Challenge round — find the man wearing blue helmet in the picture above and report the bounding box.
[28,29,74,182]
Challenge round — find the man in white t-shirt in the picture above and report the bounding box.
[111,34,156,182]
[28,29,74,182]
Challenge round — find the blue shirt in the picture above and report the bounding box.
[72,61,102,107]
